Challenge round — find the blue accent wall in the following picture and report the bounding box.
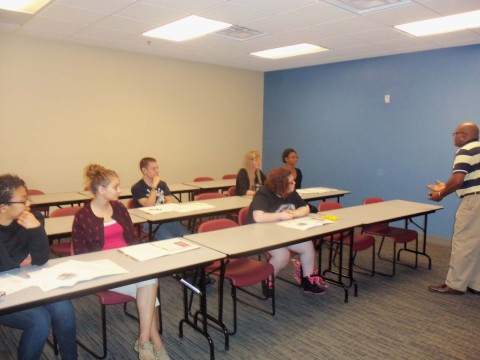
[263,44,480,238]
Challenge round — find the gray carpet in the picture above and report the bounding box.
[1,238,479,360]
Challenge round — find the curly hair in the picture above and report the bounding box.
[84,164,118,194]
[0,174,26,205]
[264,168,292,198]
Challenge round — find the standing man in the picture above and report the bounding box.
[427,122,480,295]
[131,157,189,240]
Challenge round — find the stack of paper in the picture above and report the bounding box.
[276,217,333,231]
[26,259,129,291]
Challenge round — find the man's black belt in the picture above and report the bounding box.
[460,191,480,198]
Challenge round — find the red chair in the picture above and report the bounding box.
[193,177,214,182]
[222,174,237,180]
[240,207,301,286]
[198,219,275,335]
[317,202,375,276]
[362,197,418,276]
[227,186,236,197]
[70,243,162,359]
[195,192,226,201]
[49,206,83,257]
[238,207,249,226]
[27,189,50,217]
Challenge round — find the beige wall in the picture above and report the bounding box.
[0,34,264,192]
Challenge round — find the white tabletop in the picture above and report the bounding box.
[0,244,225,315]
[185,215,360,258]
[298,188,350,201]
[29,192,92,207]
[129,196,252,222]
[317,199,443,225]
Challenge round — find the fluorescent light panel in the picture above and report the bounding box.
[0,0,51,14]
[250,43,328,59]
[395,9,480,36]
[143,15,231,42]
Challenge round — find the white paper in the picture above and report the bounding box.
[276,217,333,231]
[174,202,215,213]
[118,238,199,261]
[140,203,182,215]
[0,273,31,295]
[26,259,128,292]
[139,202,215,215]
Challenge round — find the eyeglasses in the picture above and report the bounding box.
[452,132,467,136]
[7,200,29,206]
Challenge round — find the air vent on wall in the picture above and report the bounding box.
[216,25,266,41]
[325,0,412,14]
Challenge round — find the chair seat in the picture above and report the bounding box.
[363,223,390,236]
[384,227,418,244]
[213,258,274,288]
[351,234,375,251]
[51,242,71,257]
[95,291,135,305]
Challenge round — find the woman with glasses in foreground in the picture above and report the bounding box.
[246,168,326,296]
[0,174,77,360]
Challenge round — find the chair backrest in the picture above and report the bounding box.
[193,177,214,182]
[317,201,343,212]
[126,199,137,209]
[363,197,384,205]
[227,186,236,197]
[238,207,249,226]
[50,206,83,218]
[195,192,226,201]
[198,218,239,233]
[222,174,237,180]
[27,189,45,196]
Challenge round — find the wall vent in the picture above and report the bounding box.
[325,0,412,14]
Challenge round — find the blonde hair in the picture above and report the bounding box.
[242,151,262,191]
[84,164,118,195]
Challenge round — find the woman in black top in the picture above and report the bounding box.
[235,150,266,196]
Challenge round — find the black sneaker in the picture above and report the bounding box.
[261,279,273,298]
[301,275,326,295]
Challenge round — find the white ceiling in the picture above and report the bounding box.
[1,0,480,72]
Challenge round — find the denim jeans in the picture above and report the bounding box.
[145,221,189,240]
[0,300,77,360]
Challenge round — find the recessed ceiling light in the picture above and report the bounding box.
[395,9,480,37]
[250,43,328,59]
[143,15,232,42]
[0,0,51,14]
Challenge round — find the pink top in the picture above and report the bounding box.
[102,220,128,250]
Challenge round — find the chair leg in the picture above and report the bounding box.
[76,303,108,359]
[232,275,275,335]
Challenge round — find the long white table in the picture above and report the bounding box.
[29,192,92,208]
[130,196,252,240]
[316,199,443,269]
[183,179,236,193]
[297,187,351,202]
[0,244,225,359]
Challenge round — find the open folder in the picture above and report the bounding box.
[118,238,200,261]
